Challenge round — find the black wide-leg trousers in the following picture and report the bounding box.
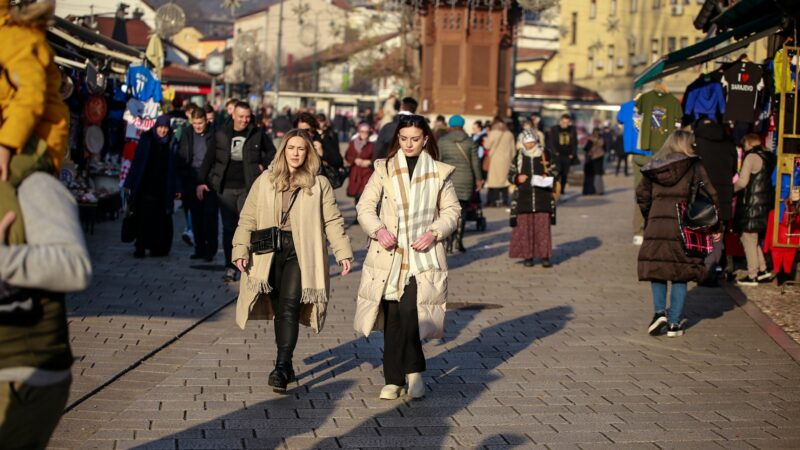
[382,277,426,386]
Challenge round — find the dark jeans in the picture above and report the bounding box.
[555,157,572,195]
[487,188,509,206]
[218,188,247,269]
[186,189,219,259]
[382,277,426,386]
[615,154,629,176]
[269,234,302,363]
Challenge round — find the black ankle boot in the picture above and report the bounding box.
[268,361,295,393]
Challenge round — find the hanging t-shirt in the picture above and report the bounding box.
[684,79,726,120]
[635,90,682,152]
[773,48,796,94]
[126,65,163,103]
[721,61,765,123]
[616,100,650,156]
[123,98,161,140]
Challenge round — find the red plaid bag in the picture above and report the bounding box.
[676,201,714,257]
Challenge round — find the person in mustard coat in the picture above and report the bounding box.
[354,114,461,400]
[0,0,70,245]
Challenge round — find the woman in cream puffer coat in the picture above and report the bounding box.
[354,114,460,401]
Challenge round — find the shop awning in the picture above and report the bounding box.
[48,17,145,68]
[634,12,783,88]
[712,0,771,31]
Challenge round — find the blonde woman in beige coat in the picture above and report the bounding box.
[354,114,461,400]
[232,129,353,393]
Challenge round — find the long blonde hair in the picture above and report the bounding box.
[268,129,321,193]
[653,130,695,160]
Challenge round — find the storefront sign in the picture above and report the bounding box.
[163,84,211,95]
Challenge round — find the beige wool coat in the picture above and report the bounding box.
[353,158,461,340]
[232,173,353,332]
[485,129,516,188]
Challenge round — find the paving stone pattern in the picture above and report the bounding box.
[50,175,800,449]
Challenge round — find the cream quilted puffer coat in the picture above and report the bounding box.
[353,158,461,339]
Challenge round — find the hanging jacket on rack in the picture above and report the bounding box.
[684,78,726,120]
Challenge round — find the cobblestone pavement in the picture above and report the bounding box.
[49,174,800,449]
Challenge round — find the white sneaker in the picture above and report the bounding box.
[407,372,425,399]
[379,384,405,400]
[633,235,643,246]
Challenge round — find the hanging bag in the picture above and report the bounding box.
[676,162,718,257]
[250,188,300,254]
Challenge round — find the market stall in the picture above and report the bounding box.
[631,0,800,283]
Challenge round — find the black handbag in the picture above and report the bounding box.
[321,161,349,189]
[683,162,718,230]
[121,210,136,243]
[250,188,300,254]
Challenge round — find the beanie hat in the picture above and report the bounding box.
[448,114,465,128]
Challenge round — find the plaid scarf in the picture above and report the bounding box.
[384,151,441,301]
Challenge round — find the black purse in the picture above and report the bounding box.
[250,188,300,255]
[683,162,718,230]
[321,161,349,189]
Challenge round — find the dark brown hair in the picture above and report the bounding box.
[387,114,439,161]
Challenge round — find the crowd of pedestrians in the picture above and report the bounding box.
[0,9,793,441]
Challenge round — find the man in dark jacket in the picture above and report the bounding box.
[197,101,276,282]
[372,97,418,161]
[547,114,578,195]
[438,115,483,253]
[315,113,344,169]
[177,108,218,262]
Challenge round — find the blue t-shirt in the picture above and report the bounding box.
[617,100,651,156]
[126,66,163,103]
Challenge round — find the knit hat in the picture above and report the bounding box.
[155,115,172,128]
[448,114,465,128]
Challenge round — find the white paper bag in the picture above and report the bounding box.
[531,175,554,188]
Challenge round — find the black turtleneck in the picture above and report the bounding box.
[406,155,419,178]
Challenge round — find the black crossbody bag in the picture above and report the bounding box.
[250,188,301,254]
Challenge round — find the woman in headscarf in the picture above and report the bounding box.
[508,129,558,268]
[124,115,180,257]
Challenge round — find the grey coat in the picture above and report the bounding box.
[438,129,483,201]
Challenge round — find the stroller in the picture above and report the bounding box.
[446,190,487,254]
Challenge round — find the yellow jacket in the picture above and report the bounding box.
[0,14,69,168]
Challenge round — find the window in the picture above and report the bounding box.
[568,63,575,84]
[653,0,661,8]
[590,0,597,19]
[588,51,594,76]
[630,0,638,13]
[611,0,617,15]
[608,45,615,74]
[651,38,659,62]
[571,12,577,45]
[680,37,689,49]
[667,37,676,52]
[670,0,677,4]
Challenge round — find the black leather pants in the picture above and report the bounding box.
[269,233,302,363]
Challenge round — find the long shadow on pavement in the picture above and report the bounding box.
[682,283,737,330]
[313,306,574,448]
[133,307,572,449]
[551,236,602,265]
[297,308,484,390]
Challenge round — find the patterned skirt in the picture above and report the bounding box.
[509,212,552,260]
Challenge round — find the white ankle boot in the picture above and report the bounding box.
[379,384,405,400]
[406,372,425,399]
